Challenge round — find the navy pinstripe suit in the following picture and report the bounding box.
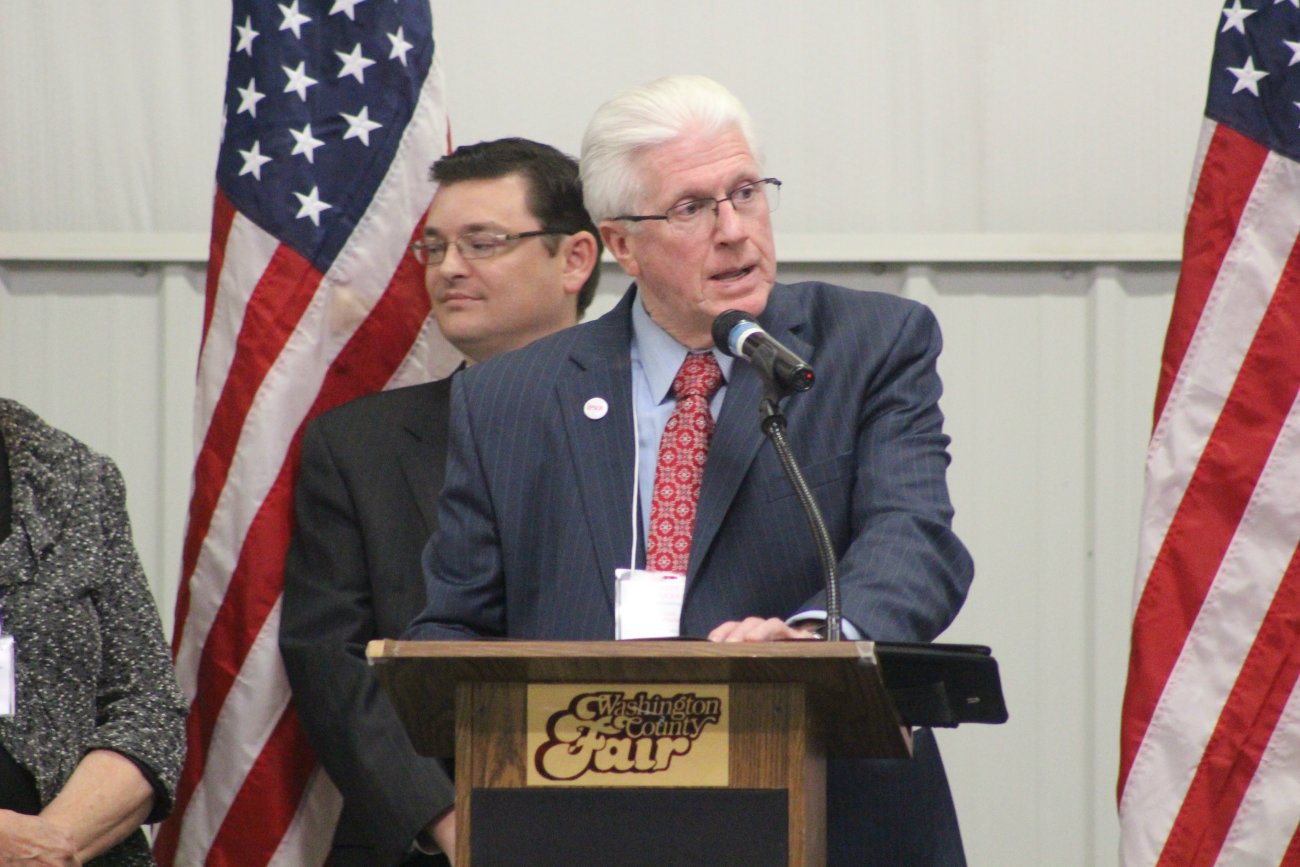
[407,281,974,865]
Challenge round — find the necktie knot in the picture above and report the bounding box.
[673,352,723,402]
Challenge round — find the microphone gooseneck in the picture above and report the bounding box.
[712,310,842,641]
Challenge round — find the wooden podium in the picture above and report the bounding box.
[368,640,913,867]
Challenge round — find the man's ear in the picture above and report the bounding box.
[560,230,599,295]
[599,221,640,278]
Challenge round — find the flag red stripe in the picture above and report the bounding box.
[1285,822,1300,864]
[202,189,237,359]
[1153,124,1269,424]
[173,246,322,651]
[207,705,319,867]
[1158,545,1300,865]
[163,256,433,858]
[1120,233,1300,796]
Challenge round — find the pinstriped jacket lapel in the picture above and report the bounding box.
[558,291,638,609]
[690,286,813,582]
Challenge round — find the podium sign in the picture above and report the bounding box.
[527,683,729,787]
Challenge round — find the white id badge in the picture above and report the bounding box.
[614,569,686,639]
[0,634,14,717]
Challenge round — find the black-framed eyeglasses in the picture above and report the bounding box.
[409,229,566,266]
[613,178,781,228]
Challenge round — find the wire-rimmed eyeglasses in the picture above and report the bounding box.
[613,178,781,228]
[409,229,566,266]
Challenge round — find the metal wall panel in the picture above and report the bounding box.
[0,257,1176,866]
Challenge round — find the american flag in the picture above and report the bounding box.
[154,2,457,863]
[1119,2,1300,864]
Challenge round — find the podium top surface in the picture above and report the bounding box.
[369,636,878,665]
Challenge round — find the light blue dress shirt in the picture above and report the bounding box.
[628,292,732,551]
[626,290,859,637]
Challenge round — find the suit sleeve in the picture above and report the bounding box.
[280,419,454,865]
[826,302,974,643]
[405,376,508,640]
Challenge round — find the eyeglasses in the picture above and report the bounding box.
[614,178,781,228]
[409,229,565,266]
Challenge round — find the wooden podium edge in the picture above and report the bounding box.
[368,639,909,759]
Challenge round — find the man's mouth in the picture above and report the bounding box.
[439,291,480,303]
[711,265,754,282]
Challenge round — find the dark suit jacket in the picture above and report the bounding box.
[280,380,455,867]
[407,282,975,865]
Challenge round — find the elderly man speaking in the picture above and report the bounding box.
[406,74,974,866]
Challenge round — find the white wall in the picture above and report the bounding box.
[0,2,1224,864]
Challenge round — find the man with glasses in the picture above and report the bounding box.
[408,76,972,865]
[280,137,600,867]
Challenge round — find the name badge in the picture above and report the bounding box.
[0,635,14,717]
[614,568,685,639]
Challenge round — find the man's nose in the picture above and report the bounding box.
[712,198,746,242]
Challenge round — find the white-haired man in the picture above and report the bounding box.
[407,75,973,865]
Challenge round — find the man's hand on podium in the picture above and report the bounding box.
[707,617,821,642]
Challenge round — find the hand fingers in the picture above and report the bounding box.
[708,617,814,643]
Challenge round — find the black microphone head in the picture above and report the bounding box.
[712,309,753,356]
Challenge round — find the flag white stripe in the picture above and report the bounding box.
[1132,152,1300,609]
[1214,677,1300,866]
[1121,389,1300,864]
[269,769,343,867]
[386,311,459,390]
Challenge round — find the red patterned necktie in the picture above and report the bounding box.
[647,352,724,573]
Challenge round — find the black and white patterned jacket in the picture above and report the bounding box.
[0,399,186,865]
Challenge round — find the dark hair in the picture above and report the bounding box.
[431,137,602,316]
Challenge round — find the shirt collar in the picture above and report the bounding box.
[630,287,733,403]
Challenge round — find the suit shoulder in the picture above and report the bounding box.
[781,281,926,316]
[777,282,936,338]
[456,312,617,397]
[308,379,452,440]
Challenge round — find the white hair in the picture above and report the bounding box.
[579,74,762,223]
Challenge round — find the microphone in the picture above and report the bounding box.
[711,310,814,394]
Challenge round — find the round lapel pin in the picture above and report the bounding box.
[584,397,609,420]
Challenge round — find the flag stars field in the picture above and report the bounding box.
[216,0,426,255]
